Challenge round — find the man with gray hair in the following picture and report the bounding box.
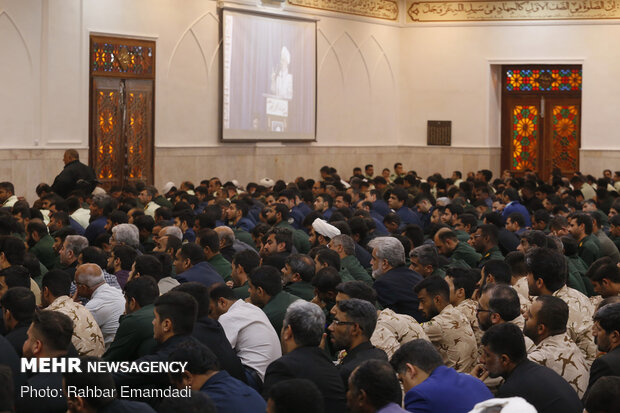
[57,234,87,277]
[329,234,373,285]
[409,244,444,278]
[214,225,254,263]
[110,223,140,249]
[75,263,125,348]
[282,253,315,301]
[329,298,387,387]
[369,237,424,322]
[263,301,347,413]
[157,224,183,241]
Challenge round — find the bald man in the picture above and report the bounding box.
[51,149,97,198]
[75,264,125,348]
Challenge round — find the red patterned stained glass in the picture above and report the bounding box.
[552,105,579,172]
[512,105,538,171]
[91,41,153,76]
[506,69,581,92]
[124,79,153,183]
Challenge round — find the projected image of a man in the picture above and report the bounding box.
[271,46,293,99]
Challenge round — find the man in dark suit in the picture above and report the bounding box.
[51,149,97,198]
[390,339,491,413]
[263,300,346,413]
[369,237,424,321]
[329,298,387,387]
[478,323,581,413]
[585,302,620,400]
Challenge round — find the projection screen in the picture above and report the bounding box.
[222,9,316,141]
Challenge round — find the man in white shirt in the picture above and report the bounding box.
[0,182,18,208]
[209,284,281,387]
[75,263,125,348]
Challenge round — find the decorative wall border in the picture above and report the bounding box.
[406,0,620,22]
[288,0,399,21]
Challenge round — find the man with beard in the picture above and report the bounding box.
[523,295,589,398]
[433,228,480,269]
[260,227,293,270]
[369,237,423,321]
[327,298,387,387]
[264,203,310,254]
[585,302,620,400]
[414,275,477,373]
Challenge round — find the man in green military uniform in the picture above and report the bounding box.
[282,254,315,301]
[471,224,504,268]
[434,228,481,269]
[315,248,354,282]
[230,249,260,300]
[328,234,373,285]
[569,213,601,267]
[103,276,157,361]
[267,203,310,254]
[248,265,300,336]
[27,221,59,271]
[409,244,445,278]
[198,228,232,282]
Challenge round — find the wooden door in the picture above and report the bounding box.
[501,66,582,180]
[89,36,155,190]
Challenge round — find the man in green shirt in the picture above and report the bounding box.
[266,204,310,254]
[315,248,354,282]
[27,221,59,271]
[197,228,232,282]
[248,265,300,335]
[328,234,373,285]
[434,228,481,269]
[569,213,601,267]
[282,254,315,301]
[230,249,260,300]
[103,276,158,361]
[471,224,504,268]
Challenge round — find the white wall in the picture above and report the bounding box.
[0,0,619,200]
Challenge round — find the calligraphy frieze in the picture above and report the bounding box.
[406,0,620,22]
[288,0,399,21]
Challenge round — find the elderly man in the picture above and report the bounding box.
[110,223,140,250]
[264,301,347,413]
[58,234,88,279]
[369,237,424,321]
[41,270,105,357]
[75,263,125,348]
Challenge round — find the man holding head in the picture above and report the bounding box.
[264,300,347,413]
[42,269,104,357]
[390,339,491,412]
[414,275,477,373]
[75,263,125,348]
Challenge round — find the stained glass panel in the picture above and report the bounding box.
[92,78,124,184]
[552,105,579,172]
[511,105,538,171]
[506,68,581,92]
[125,79,153,184]
[91,39,154,77]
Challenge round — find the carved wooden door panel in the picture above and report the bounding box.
[501,66,582,180]
[89,36,155,190]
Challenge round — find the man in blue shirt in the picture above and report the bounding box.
[390,339,492,413]
[169,339,266,413]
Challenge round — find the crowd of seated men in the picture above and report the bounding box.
[1,156,620,413]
